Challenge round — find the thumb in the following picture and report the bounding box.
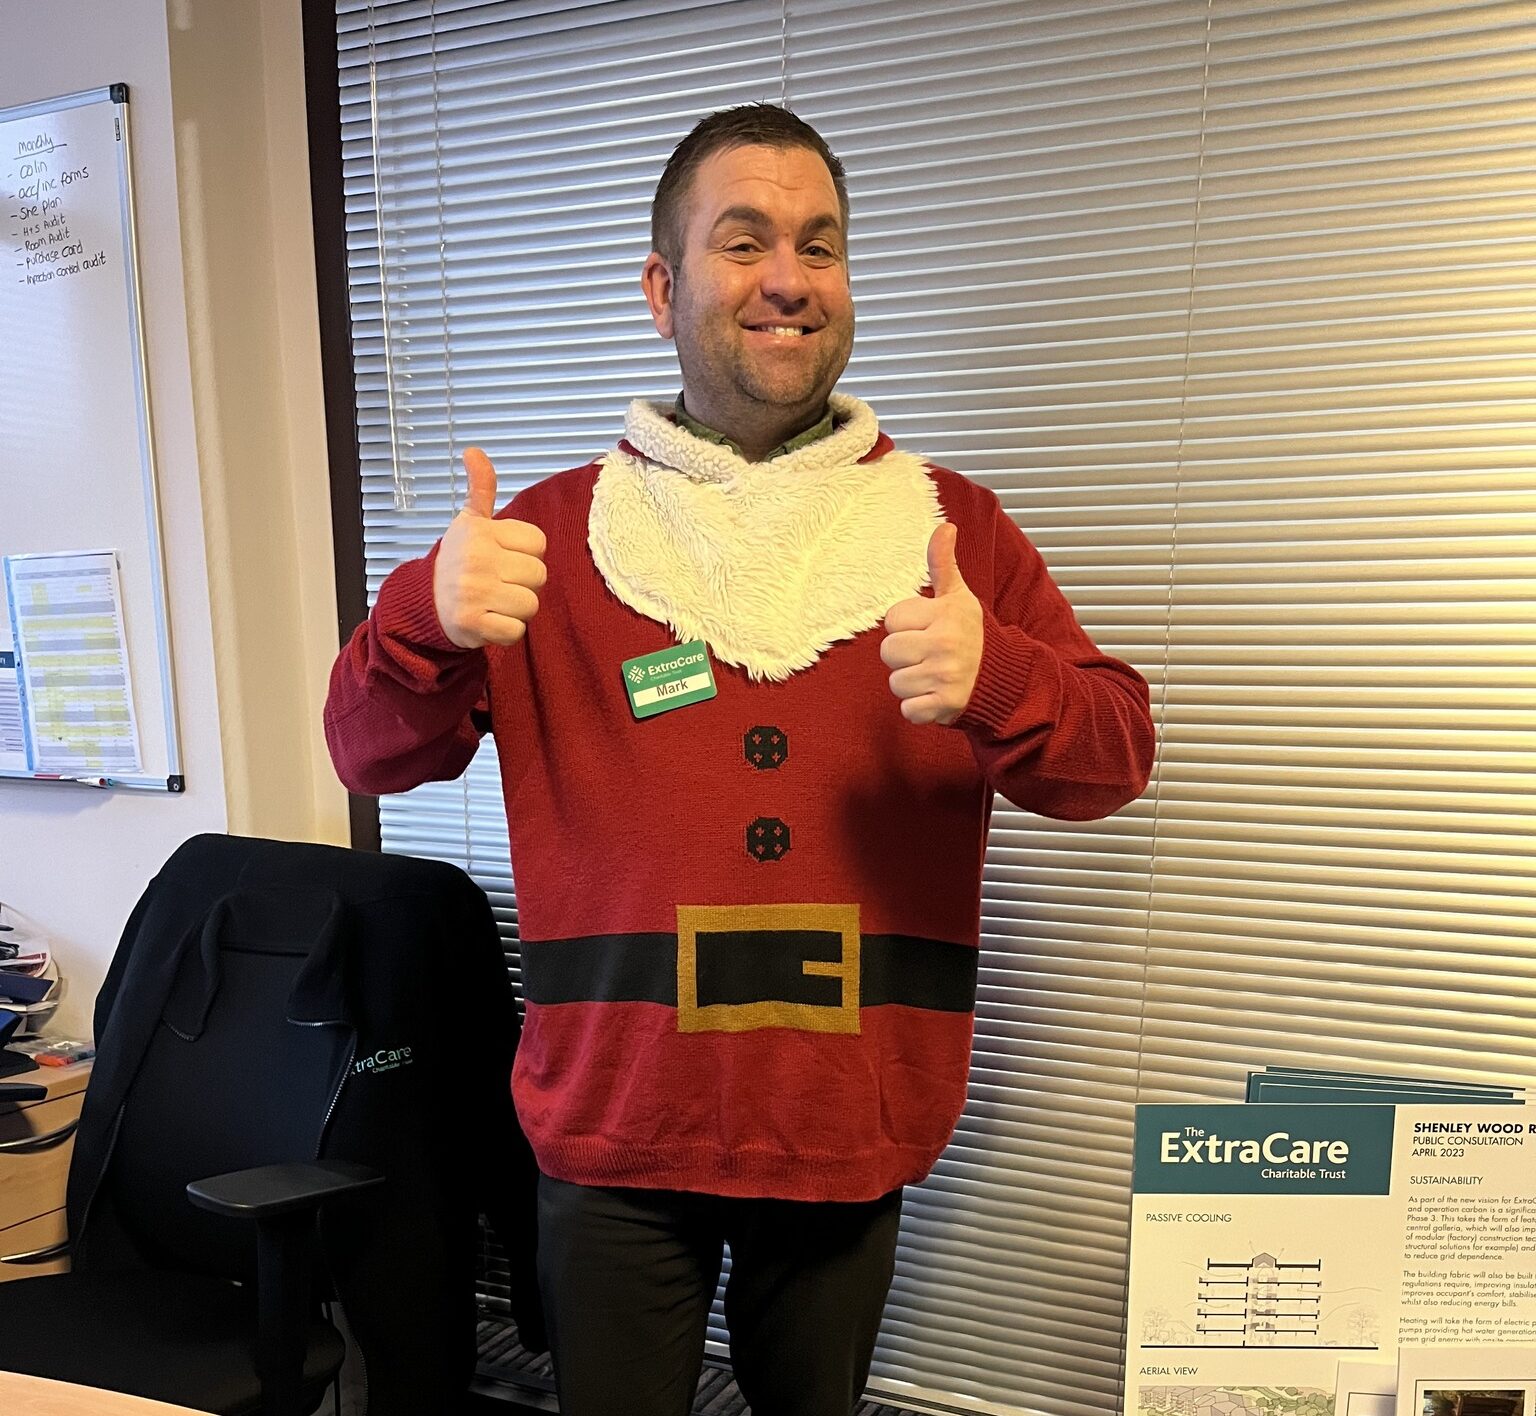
[461,447,498,519]
[926,521,965,596]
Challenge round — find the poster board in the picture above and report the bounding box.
[0,85,182,791]
[1124,1103,1536,1416]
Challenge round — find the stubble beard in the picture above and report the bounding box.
[737,329,849,411]
[673,276,853,426]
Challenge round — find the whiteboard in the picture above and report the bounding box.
[0,86,182,792]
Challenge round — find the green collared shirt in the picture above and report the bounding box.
[673,395,836,462]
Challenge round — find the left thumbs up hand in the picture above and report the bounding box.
[881,522,984,725]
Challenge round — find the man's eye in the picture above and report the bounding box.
[727,241,759,254]
[805,245,837,260]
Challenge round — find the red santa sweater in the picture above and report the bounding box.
[325,397,1153,1202]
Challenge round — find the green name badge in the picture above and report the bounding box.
[622,640,718,719]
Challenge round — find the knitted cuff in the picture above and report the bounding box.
[374,543,462,655]
[954,604,1042,738]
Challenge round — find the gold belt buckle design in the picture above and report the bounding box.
[676,903,861,1035]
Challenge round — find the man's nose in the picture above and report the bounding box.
[759,243,810,305]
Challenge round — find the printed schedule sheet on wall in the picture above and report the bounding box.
[4,551,141,775]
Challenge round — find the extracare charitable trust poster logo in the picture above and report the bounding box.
[1133,1104,1396,1195]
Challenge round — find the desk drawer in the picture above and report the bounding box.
[0,1090,84,1235]
[0,1209,68,1282]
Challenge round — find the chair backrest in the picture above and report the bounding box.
[106,885,348,1282]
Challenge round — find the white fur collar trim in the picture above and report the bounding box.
[589,395,942,680]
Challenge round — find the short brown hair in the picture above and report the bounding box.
[650,103,849,265]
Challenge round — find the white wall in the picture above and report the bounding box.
[0,0,346,1040]
[167,0,347,849]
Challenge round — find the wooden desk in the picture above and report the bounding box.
[0,1061,92,1281]
[0,1371,206,1414]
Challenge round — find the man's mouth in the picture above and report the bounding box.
[745,323,814,337]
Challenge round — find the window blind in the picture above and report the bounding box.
[331,3,1536,1413]
[1135,0,1536,1100]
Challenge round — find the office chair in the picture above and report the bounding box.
[0,833,542,1416]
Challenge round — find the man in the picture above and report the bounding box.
[326,105,1153,1416]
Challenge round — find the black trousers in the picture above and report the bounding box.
[536,1173,904,1416]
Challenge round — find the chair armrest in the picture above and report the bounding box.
[188,1161,383,1416]
[186,1160,383,1220]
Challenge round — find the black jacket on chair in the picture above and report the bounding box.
[39,833,542,1413]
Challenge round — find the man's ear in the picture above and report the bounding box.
[641,251,676,339]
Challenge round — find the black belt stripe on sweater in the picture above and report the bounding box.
[520,932,977,1013]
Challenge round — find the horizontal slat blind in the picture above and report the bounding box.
[1137,0,1536,1103]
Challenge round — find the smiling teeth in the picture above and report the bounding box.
[762,326,804,336]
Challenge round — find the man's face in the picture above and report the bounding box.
[642,143,855,442]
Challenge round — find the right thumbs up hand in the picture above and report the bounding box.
[432,447,548,649]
